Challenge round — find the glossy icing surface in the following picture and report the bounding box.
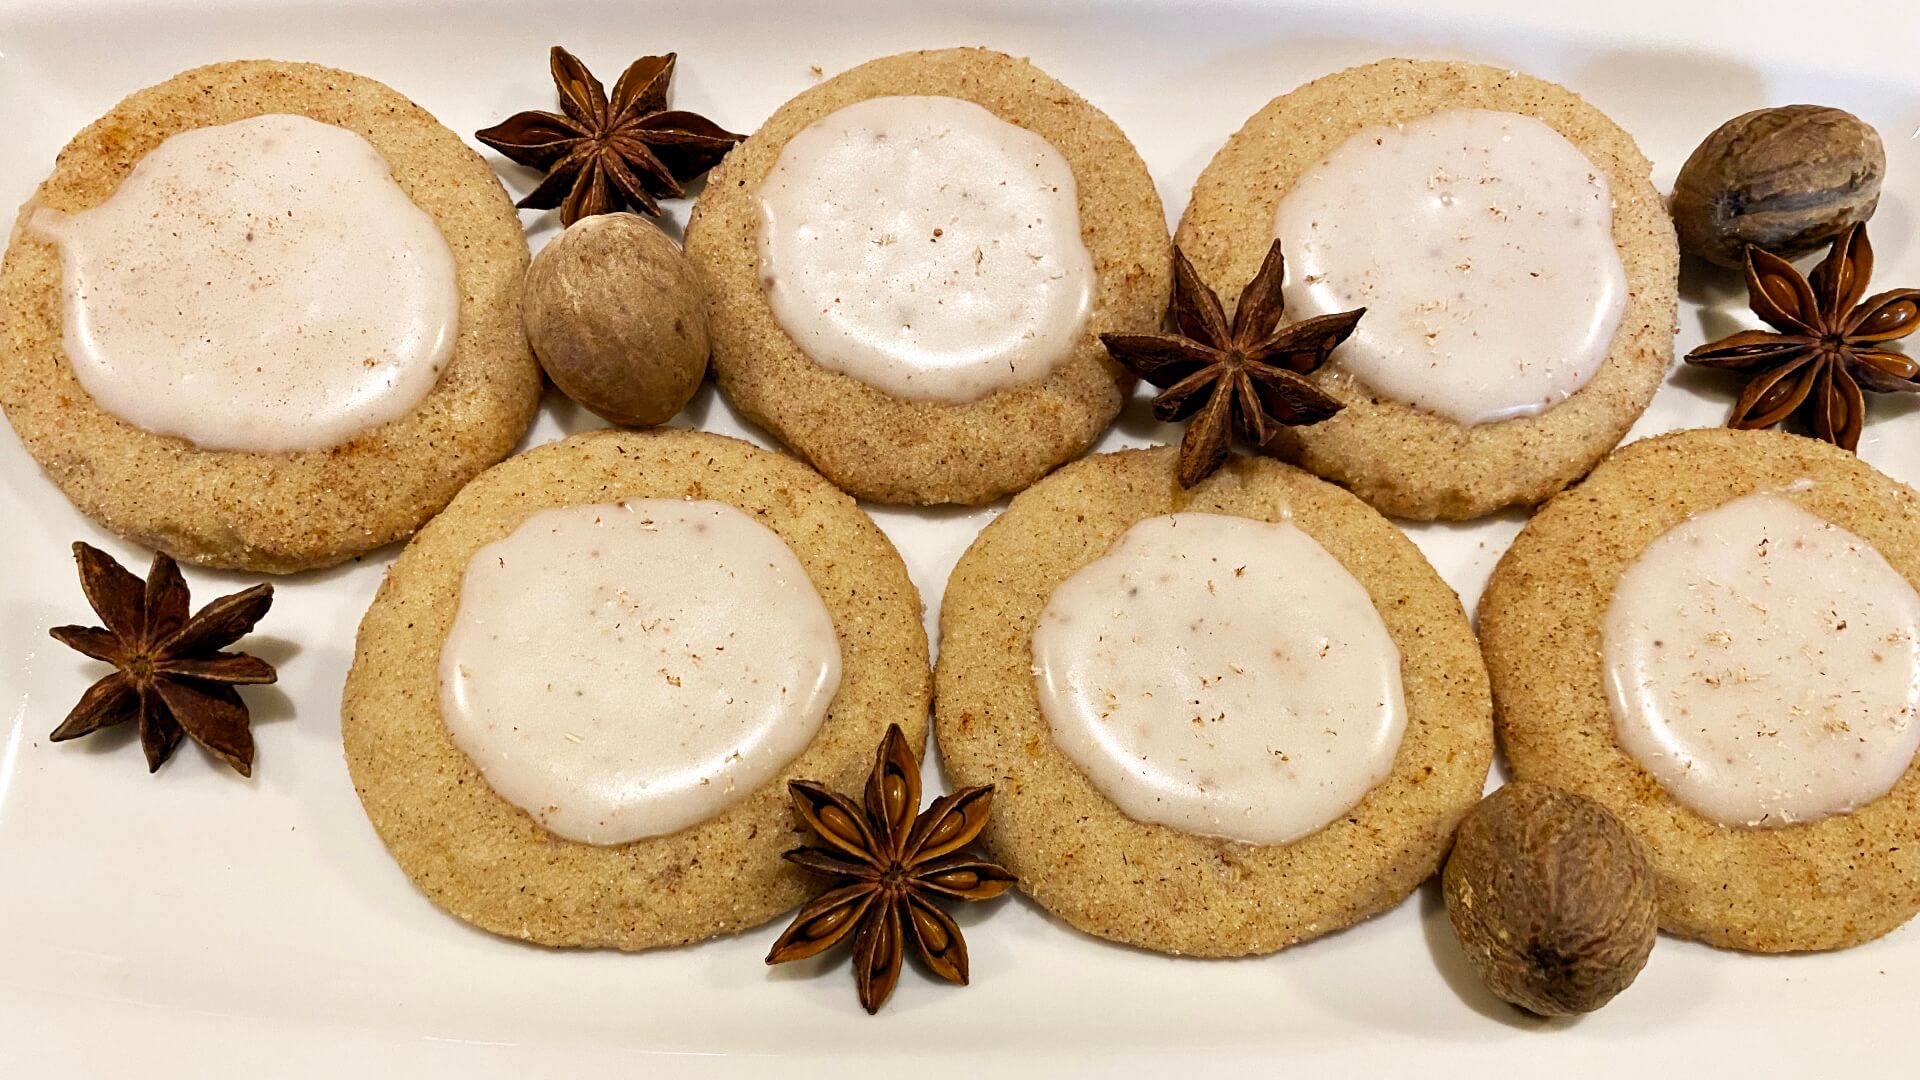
[32,114,458,452]
[439,500,843,844]
[1032,513,1406,844]
[1273,108,1626,425]
[1605,492,1920,827]
[757,95,1094,402]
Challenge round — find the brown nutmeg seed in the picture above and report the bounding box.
[1670,105,1883,267]
[1442,781,1657,1016]
[523,213,710,427]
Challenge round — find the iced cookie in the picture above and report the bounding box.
[934,447,1492,955]
[1479,428,1920,951]
[1177,59,1678,520]
[0,61,539,572]
[342,428,932,949]
[683,48,1171,506]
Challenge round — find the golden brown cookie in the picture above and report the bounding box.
[0,60,539,573]
[683,48,1171,506]
[1177,59,1678,520]
[934,446,1492,955]
[1479,427,1920,951]
[342,429,932,950]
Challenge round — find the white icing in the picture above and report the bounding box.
[30,114,458,452]
[1031,513,1406,845]
[1272,108,1627,425]
[438,500,843,845]
[1604,492,1920,827]
[755,95,1094,403]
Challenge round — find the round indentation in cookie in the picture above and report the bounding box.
[32,114,459,453]
[1604,492,1920,829]
[343,429,931,951]
[1176,59,1677,520]
[0,61,539,572]
[935,447,1491,957]
[684,48,1171,506]
[1033,513,1405,845]
[757,95,1094,403]
[1480,427,1920,952]
[1274,109,1626,425]
[440,499,842,845]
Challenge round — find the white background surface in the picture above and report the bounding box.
[3,1,1919,1075]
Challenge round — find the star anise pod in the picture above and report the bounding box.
[1101,240,1365,488]
[1686,223,1920,452]
[476,46,744,226]
[48,543,275,776]
[766,724,1015,1014]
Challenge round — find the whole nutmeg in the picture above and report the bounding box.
[1442,781,1657,1016]
[523,213,709,427]
[1671,105,1884,267]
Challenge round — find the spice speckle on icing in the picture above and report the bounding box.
[1031,513,1405,845]
[756,95,1093,403]
[1272,108,1626,425]
[1604,491,1920,827]
[31,114,458,452]
[439,499,842,844]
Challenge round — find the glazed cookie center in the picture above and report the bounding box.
[1031,513,1406,844]
[1272,108,1627,425]
[438,499,843,845]
[1604,492,1920,827]
[755,94,1094,402]
[30,113,458,453]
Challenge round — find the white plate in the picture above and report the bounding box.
[4,1,1919,1075]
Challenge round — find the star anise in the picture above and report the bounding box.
[476,46,744,226]
[48,543,275,776]
[1100,240,1365,488]
[1686,223,1920,452]
[766,724,1015,1014]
